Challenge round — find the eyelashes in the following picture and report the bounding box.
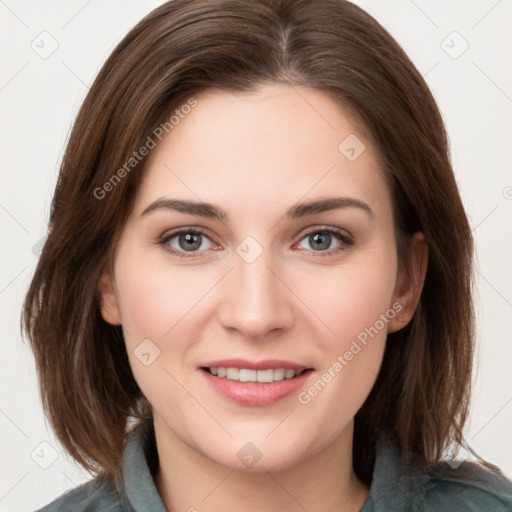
[294,227,354,256]
[159,227,216,259]
[157,225,354,260]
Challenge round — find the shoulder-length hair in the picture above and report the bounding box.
[23,0,486,484]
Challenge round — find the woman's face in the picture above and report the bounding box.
[99,83,424,471]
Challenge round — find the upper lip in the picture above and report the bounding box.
[200,358,312,371]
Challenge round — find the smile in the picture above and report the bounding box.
[203,367,308,383]
[199,359,314,406]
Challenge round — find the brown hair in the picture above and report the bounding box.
[22,0,490,484]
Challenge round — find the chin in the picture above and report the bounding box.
[200,435,312,473]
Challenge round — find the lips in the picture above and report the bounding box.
[201,358,310,372]
[205,367,306,382]
[199,358,314,406]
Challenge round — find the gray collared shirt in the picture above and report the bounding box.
[36,424,512,511]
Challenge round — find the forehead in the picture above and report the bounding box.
[135,84,391,223]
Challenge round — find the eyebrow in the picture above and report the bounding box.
[140,196,374,221]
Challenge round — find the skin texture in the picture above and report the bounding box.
[98,83,428,512]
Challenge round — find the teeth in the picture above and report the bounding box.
[273,369,285,381]
[284,369,296,379]
[226,367,239,380]
[208,367,304,383]
[254,369,273,383]
[239,369,256,382]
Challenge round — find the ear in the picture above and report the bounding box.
[97,269,122,325]
[388,232,428,333]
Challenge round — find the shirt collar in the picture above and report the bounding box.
[121,422,429,512]
[360,432,430,512]
[122,421,168,512]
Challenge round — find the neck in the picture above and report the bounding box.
[154,417,370,512]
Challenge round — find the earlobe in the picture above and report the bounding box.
[97,270,122,325]
[388,232,428,333]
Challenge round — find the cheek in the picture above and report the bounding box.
[291,242,397,413]
[113,249,217,347]
[112,248,207,417]
[293,246,398,350]
[293,244,397,432]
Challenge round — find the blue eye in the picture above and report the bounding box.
[296,228,353,256]
[158,226,353,259]
[159,228,216,259]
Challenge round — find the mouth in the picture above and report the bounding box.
[199,359,314,406]
[201,366,310,383]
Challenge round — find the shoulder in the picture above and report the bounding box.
[34,476,133,512]
[367,433,512,512]
[420,461,512,511]
[34,420,162,512]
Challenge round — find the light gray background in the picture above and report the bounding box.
[1,1,511,510]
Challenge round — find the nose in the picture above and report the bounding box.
[217,249,295,340]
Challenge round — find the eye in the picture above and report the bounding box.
[158,226,354,259]
[159,228,217,258]
[295,227,353,256]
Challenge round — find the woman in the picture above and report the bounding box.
[23,0,512,510]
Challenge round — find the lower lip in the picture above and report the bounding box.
[200,369,313,406]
